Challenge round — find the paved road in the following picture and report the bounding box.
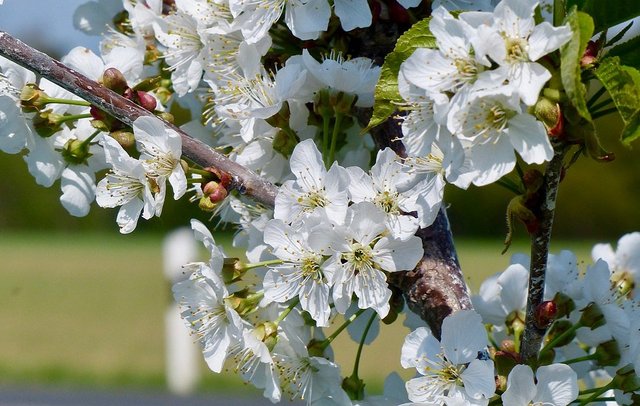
[0,386,295,406]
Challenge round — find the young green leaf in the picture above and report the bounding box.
[560,8,594,122]
[366,17,436,131]
[607,35,640,71]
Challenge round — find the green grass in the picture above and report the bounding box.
[0,231,596,394]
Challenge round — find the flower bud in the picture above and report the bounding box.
[100,68,129,95]
[386,0,410,24]
[545,319,575,348]
[306,339,327,358]
[594,339,621,366]
[32,110,63,137]
[579,302,606,329]
[198,195,218,212]
[342,374,366,401]
[136,91,157,111]
[535,300,557,329]
[156,112,174,124]
[109,130,136,150]
[222,257,246,284]
[551,292,575,319]
[61,139,91,165]
[19,84,48,112]
[580,40,599,68]
[612,364,640,393]
[203,180,228,203]
[534,96,563,137]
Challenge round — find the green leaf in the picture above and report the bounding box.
[594,57,640,121]
[607,35,640,71]
[621,109,640,145]
[366,17,436,131]
[593,57,640,145]
[567,0,640,33]
[560,8,594,122]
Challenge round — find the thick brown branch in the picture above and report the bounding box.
[365,112,473,339]
[520,146,567,362]
[0,32,277,207]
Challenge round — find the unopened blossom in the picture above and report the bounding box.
[401,310,496,404]
[274,139,350,225]
[502,364,578,406]
[95,135,156,234]
[323,202,423,317]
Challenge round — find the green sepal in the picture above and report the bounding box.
[560,8,594,122]
[366,17,436,131]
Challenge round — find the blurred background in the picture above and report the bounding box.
[0,0,639,403]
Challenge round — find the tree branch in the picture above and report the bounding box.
[520,146,567,362]
[0,32,278,207]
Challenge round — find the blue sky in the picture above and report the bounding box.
[0,0,100,56]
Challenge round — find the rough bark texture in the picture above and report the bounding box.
[0,32,277,207]
[520,147,567,361]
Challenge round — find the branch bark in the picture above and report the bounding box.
[0,32,277,207]
[520,146,567,362]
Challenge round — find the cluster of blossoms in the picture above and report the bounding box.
[2,0,640,404]
[399,0,572,189]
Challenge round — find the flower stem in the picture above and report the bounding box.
[539,320,583,356]
[275,298,300,325]
[351,311,377,379]
[577,381,615,405]
[240,259,284,270]
[563,353,598,365]
[327,112,343,167]
[322,113,331,163]
[56,113,92,124]
[41,97,91,107]
[520,146,568,362]
[320,309,366,350]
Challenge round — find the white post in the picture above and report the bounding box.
[163,228,201,395]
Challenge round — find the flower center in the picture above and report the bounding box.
[483,104,509,132]
[454,58,479,82]
[374,190,400,214]
[301,257,323,281]
[298,189,327,210]
[505,37,529,62]
[346,243,374,271]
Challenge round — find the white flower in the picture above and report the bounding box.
[502,364,578,406]
[401,310,496,404]
[472,263,528,326]
[593,232,640,299]
[347,148,420,240]
[274,139,350,225]
[0,96,32,154]
[449,91,552,186]
[262,219,334,327]
[95,135,156,234]
[323,202,423,317]
[469,0,572,105]
[154,10,209,96]
[172,262,246,373]
[302,50,380,107]
[134,116,187,206]
[401,7,488,96]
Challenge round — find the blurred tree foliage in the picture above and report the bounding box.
[0,116,637,238]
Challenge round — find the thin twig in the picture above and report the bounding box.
[520,146,567,362]
[0,31,278,207]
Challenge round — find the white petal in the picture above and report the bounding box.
[501,364,536,406]
[116,197,144,234]
[534,364,579,406]
[60,166,96,217]
[461,359,496,399]
[441,310,487,364]
[528,22,573,61]
[508,113,553,164]
[334,0,372,31]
